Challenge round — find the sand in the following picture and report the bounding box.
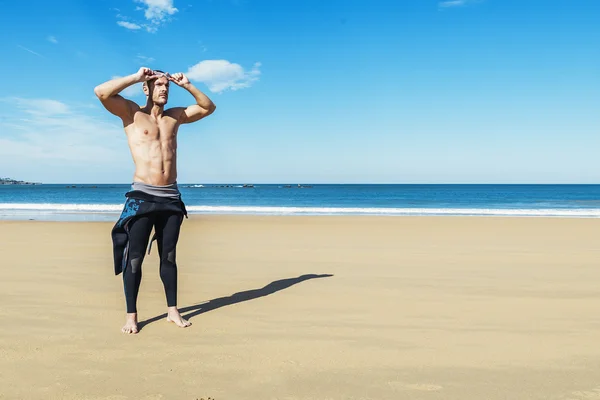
[1,215,600,399]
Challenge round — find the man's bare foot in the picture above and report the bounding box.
[122,313,138,334]
[166,307,191,328]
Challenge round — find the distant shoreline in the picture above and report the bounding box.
[0,178,40,185]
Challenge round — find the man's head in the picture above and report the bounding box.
[142,69,170,106]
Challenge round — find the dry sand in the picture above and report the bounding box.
[1,215,600,399]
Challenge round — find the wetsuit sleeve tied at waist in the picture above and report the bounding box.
[110,191,187,276]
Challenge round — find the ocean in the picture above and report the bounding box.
[1,184,600,221]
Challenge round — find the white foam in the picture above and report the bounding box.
[0,203,123,212]
[1,203,597,217]
[0,203,600,218]
[184,206,600,217]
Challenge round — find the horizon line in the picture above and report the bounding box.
[8,182,600,186]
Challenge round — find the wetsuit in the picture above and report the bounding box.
[111,182,188,313]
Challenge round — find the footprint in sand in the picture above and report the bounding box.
[405,383,443,391]
[388,382,443,392]
[567,387,600,400]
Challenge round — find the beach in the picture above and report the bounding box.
[2,215,600,399]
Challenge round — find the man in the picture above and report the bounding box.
[94,67,216,334]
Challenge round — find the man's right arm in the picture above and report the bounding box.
[94,68,151,122]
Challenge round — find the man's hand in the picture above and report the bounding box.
[168,73,190,87]
[135,67,161,82]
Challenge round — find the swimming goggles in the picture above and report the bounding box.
[152,71,172,79]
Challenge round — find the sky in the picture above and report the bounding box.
[0,0,598,184]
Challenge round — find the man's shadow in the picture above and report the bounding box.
[137,273,333,330]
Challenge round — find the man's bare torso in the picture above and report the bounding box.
[125,107,181,186]
[94,68,215,189]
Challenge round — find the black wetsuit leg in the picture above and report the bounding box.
[123,214,155,313]
[154,211,183,308]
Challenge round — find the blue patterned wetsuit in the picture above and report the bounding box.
[111,188,187,313]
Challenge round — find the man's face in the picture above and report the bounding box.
[147,76,170,105]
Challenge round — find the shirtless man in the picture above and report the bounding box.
[94,67,216,334]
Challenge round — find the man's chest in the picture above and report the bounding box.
[130,115,178,141]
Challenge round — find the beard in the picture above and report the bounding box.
[153,96,168,105]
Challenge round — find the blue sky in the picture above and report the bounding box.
[0,0,598,184]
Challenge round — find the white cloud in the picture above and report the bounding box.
[131,0,178,32]
[136,54,156,64]
[198,41,208,53]
[439,0,481,8]
[47,36,58,44]
[115,1,178,33]
[17,45,44,58]
[26,100,69,115]
[117,20,142,30]
[439,0,465,6]
[111,76,144,98]
[123,85,143,97]
[186,60,262,93]
[136,0,178,23]
[3,98,70,115]
[0,98,127,165]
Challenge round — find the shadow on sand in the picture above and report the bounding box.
[137,273,333,330]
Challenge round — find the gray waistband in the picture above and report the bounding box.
[131,181,181,198]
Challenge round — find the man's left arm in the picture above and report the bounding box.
[169,73,216,124]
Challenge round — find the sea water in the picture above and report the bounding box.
[1,184,600,221]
